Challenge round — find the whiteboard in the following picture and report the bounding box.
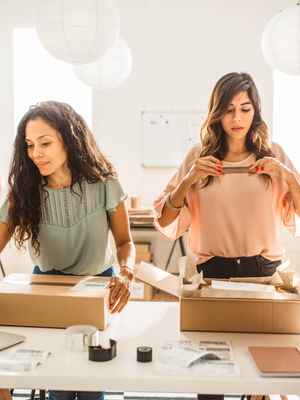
[141,110,205,168]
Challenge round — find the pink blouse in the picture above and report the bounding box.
[154,142,299,265]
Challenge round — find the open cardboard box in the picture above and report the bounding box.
[0,273,152,329]
[135,262,300,333]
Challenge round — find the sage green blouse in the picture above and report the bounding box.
[0,179,126,275]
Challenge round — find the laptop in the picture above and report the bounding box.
[0,331,25,351]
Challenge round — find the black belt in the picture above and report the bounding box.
[196,255,281,279]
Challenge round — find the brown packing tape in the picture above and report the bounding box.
[222,166,251,174]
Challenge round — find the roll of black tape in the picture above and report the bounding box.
[137,346,152,362]
[88,339,117,362]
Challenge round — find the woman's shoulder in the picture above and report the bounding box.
[271,141,282,154]
[182,143,202,167]
[84,176,119,188]
[86,176,125,195]
[187,143,202,158]
[271,141,288,162]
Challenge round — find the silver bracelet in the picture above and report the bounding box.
[166,193,184,211]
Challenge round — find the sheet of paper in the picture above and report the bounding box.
[0,349,52,373]
[211,280,275,293]
[71,281,107,293]
[0,359,40,373]
[0,283,32,293]
[155,340,239,376]
[13,349,51,362]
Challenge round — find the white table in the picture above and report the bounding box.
[0,301,299,395]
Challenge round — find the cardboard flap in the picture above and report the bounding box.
[135,262,180,298]
[3,273,102,287]
[30,275,110,286]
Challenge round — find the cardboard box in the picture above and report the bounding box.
[131,278,153,301]
[0,273,154,329]
[135,243,151,253]
[136,253,152,263]
[135,242,152,263]
[0,274,109,329]
[136,262,300,334]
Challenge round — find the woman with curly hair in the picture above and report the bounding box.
[155,72,300,280]
[0,101,135,400]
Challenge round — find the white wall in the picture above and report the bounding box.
[0,0,299,274]
[0,24,14,192]
[93,0,291,205]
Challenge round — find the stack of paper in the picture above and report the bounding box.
[155,340,239,376]
[0,349,51,373]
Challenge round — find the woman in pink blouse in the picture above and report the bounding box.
[154,72,300,279]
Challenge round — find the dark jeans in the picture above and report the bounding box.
[47,392,104,400]
[197,255,281,278]
[33,266,115,400]
[32,265,115,277]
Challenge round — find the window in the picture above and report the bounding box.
[13,28,92,131]
[273,70,300,170]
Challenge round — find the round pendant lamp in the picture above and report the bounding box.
[73,37,132,90]
[36,0,120,65]
[262,2,300,75]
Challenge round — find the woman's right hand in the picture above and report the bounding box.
[184,155,223,186]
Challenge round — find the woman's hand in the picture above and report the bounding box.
[184,155,223,186]
[108,267,133,313]
[248,157,293,182]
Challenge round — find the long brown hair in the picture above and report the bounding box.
[7,101,117,254]
[200,72,274,187]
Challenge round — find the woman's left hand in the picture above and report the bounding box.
[108,266,133,313]
[248,156,292,181]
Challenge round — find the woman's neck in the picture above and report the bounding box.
[46,168,72,189]
[224,140,250,162]
[224,151,251,162]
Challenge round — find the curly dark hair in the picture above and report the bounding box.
[7,100,117,255]
[200,72,274,187]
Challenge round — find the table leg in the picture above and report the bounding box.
[165,236,186,271]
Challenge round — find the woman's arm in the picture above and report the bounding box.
[109,201,135,275]
[249,155,300,217]
[107,201,136,313]
[157,176,192,227]
[158,155,223,227]
[285,171,300,217]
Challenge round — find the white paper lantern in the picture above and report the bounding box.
[262,4,300,75]
[36,0,120,65]
[73,38,132,90]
